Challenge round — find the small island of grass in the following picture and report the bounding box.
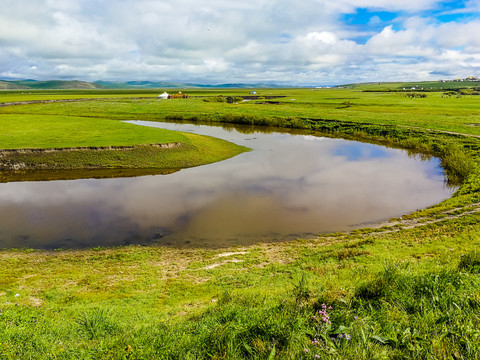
[0,112,249,179]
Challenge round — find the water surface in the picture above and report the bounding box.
[0,121,455,249]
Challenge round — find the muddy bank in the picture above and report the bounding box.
[0,143,181,171]
[239,95,287,100]
[0,142,180,155]
[0,168,179,183]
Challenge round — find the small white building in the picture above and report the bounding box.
[158,91,169,99]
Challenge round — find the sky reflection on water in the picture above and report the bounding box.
[0,122,455,249]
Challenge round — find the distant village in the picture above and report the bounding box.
[440,76,480,82]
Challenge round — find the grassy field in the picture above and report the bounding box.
[1,87,480,359]
[0,100,248,174]
[340,79,480,91]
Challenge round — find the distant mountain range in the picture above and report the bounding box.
[0,79,279,90]
[0,79,104,90]
[2,78,479,91]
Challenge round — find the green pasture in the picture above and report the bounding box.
[1,86,480,358]
[342,79,480,91]
[0,89,158,103]
[0,104,248,171]
[3,87,480,135]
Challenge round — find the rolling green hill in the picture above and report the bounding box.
[0,79,105,90]
[0,80,30,90]
[0,79,281,90]
[94,80,185,89]
[3,77,480,91]
[95,80,278,89]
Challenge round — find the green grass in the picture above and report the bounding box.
[0,88,160,102]
[0,112,248,172]
[2,87,480,358]
[3,89,479,182]
[2,222,480,359]
[0,114,185,149]
[4,88,480,135]
[341,79,480,91]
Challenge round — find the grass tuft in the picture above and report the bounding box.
[75,308,118,340]
[458,251,480,273]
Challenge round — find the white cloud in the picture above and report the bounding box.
[318,0,442,12]
[304,32,338,45]
[0,0,479,84]
[366,25,433,57]
[436,21,480,50]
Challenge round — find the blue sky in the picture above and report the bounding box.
[1,0,479,85]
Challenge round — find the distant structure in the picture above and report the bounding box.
[158,91,169,99]
[158,91,189,99]
[440,76,479,83]
[168,91,189,99]
[250,91,257,95]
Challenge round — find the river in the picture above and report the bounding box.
[0,121,455,249]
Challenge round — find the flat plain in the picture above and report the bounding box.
[1,85,480,359]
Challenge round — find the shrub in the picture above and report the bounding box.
[458,251,480,273]
[203,96,226,103]
[405,92,427,98]
[440,142,475,184]
[225,96,243,104]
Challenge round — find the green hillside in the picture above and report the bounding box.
[0,80,29,90]
[2,77,480,91]
[94,80,185,89]
[0,80,105,90]
[96,80,277,89]
[0,79,281,90]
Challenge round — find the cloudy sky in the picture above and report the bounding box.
[1,0,480,85]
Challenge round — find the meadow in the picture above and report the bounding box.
[1,86,480,359]
[0,92,248,175]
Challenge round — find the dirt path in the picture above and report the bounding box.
[405,125,480,139]
[319,202,480,240]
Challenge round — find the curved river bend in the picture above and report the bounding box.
[0,121,455,249]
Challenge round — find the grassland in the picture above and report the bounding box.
[340,79,480,91]
[0,98,248,176]
[1,86,480,359]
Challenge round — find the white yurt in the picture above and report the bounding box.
[158,91,169,99]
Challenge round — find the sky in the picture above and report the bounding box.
[1,0,480,85]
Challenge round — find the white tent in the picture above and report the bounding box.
[158,91,169,99]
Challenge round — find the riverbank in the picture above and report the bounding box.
[1,88,480,359]
[2,218,479,358]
